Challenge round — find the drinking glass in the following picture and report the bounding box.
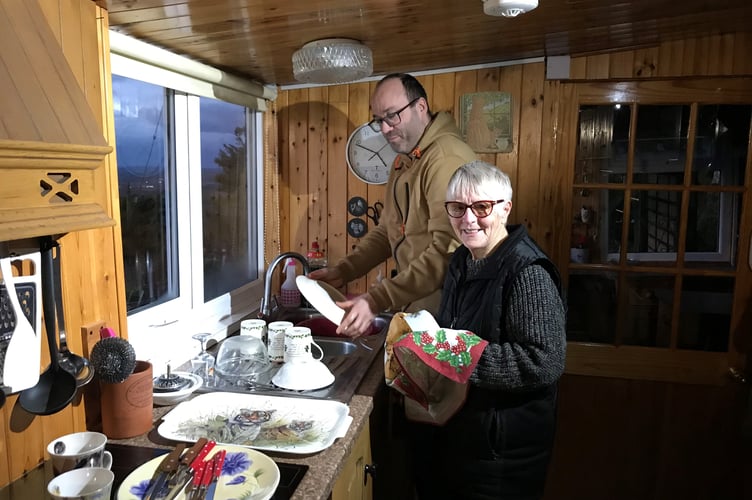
[190,333,215,384]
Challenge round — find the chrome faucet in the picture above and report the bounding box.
[259,251,310,320]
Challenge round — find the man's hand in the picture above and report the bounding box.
[308,266,345,288]
[335,294,377,338]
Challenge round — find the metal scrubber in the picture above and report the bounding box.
[90,337,136,383]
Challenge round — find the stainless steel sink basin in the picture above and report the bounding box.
[316,338,358,357]
[180,307,392,403]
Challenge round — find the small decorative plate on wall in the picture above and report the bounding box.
[459,91,513,153]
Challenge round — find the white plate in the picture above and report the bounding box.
[117,443,280,500]
[158,392,352,454]
[296,275,345,325]
[272,360,334,391]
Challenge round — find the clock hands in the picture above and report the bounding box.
[356,143,380,154]
[360,143,392,167]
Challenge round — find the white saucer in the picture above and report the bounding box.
[296,275,346,325]
[272,359,335,391]
[152,372,202,405]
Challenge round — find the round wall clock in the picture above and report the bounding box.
[346,124,398,185]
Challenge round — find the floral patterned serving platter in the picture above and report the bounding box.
[157,392,352,454]
[117,444,280,500]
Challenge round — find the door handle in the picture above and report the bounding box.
[728,367,748,384]
[363,463,377,486]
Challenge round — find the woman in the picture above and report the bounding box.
[411,160,566,500]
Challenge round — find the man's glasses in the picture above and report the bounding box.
[444,200,505,219]
[368,97,420,132]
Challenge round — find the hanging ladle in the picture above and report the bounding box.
[18,238,77,415]
[50,241,94,387]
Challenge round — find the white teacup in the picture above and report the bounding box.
[48,467,113,500]
[240,319,267,344]
[47,432,113,476]
[267,321,293,363]
[284,326,324,363]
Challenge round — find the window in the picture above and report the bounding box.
[112,74,264,366]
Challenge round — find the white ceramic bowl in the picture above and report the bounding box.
[152,372,202,406]
[272,359,334,391]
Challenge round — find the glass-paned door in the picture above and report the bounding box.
[565,80,752,384]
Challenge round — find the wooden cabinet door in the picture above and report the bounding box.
[331,423,373,500]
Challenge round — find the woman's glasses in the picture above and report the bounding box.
[444,200,505,218]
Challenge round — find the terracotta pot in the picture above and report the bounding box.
[99,360,154,439]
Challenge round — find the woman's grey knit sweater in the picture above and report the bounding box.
[465,256,566,391]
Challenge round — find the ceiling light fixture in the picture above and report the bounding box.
[292,38,373,84]
[482,0,539,17]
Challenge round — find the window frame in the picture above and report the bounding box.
[111,73,265,368]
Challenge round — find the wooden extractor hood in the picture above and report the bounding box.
[0,1,114,242]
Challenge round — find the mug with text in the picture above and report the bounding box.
[284,326,324,363]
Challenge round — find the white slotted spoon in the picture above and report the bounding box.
[0,256,41,393]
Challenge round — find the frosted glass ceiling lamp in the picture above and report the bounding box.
[482,0,539,17]
[292,38,373,84]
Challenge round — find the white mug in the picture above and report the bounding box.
[47,432,113,477]
[48,467,113,500]
[267,321,293,363]
[284,326,324,363]
[240,319,267,344]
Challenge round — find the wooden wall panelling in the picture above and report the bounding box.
[345,82,370,297]
[431,72,456,114]
[496,65,523,192]
[286,88,308,265]
[326,84,350,276]
[585,53,610,80]
[608,50,634,79]
[365,81,387,290]
[632,47,659,78]
[307,86,328,260]
[516,63,545,244]
[732,32,752,75]
[657,39,684,77]
[274,91,290,267]
[718,33,736,75]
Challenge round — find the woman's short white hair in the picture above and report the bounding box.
[446,160,513,201]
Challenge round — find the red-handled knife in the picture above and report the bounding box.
[194,459,214,500]
[205,450,226,500]
[186,460,206,500]
[162,438,213,500]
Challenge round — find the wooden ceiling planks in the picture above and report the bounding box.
[100,0,752,86]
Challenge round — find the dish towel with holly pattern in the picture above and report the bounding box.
[385,311,488,425]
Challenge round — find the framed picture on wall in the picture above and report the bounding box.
[458,91,513,153]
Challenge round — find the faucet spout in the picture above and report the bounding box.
[259,252,310,320]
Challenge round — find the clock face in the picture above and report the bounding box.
[346,124,398,185]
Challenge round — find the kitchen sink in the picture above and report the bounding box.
[179,307,392,403]
[316,338,358,357]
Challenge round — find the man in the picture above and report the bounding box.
[309,73,476,337]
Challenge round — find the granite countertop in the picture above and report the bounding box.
[110,346,386,500]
